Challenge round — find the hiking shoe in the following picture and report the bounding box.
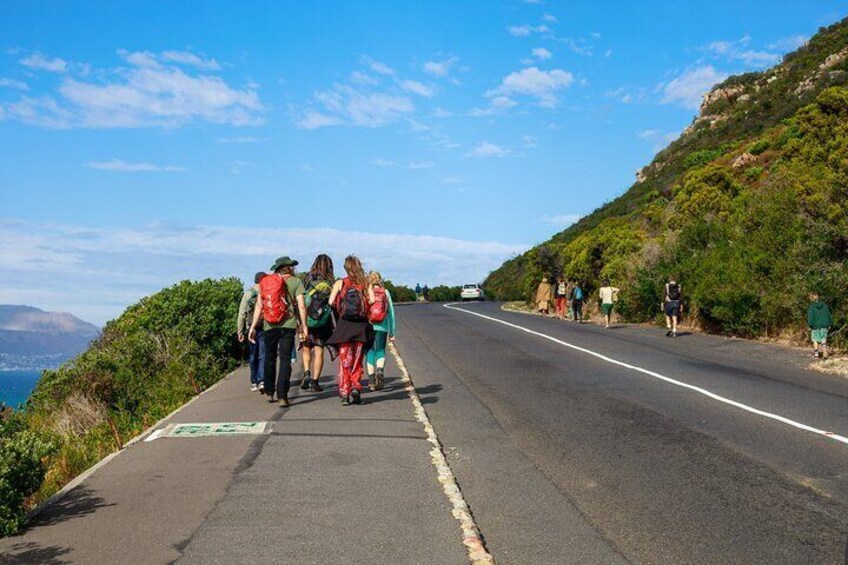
[258,382,265,393]
[310,380,323,393]
[278,397,290,408]
[665,330,673,337]
[672,331,678,338]
[250,383,258,392]
[341,395,350,406]
[375,369,385,391]
[368,374,377,392]
[300,371,312,390]
[351,389,362,405]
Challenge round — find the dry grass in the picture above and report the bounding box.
[809,357,848,377]
[51,393,108,437]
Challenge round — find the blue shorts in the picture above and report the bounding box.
[665,300,680,317]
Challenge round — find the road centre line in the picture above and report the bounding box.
[443,303,848,447]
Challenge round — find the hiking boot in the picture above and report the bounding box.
[368,374,377,392]
[278,397,290,408]
[665,330,673,337]
[310,379,323,393]
[300,371,311,390]
[341,395,350,406]
[672,331,678,338]
[375,369,385,391]
[351,389,362,405]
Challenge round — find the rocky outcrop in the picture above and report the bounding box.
[731,152,757,168]
[795,48,848,95]
[700,84,746,113]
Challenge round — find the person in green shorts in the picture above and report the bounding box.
[807,291,832,359]
[598,281,620,329]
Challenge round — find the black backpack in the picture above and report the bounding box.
[339,279,368,322]
[667,282,681,301]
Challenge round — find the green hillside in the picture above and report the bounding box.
[485,17,848,343]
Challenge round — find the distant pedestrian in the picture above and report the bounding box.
[570,281,585,323]
[535,277,553,315]
[422,284,430,301]
[328,255,375,406]
[248,256,308,407]
[664,276,682,337]
[807,291,832,359]
[415,283,422,300]
[237,272,266,391]
[299,254,335,393]
[599,281,620,329]
[366,271,396,391]
[554,276,569,320]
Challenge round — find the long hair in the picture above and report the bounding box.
[368,271,383,286]
[343,255,368,287]
[309,254,335,282]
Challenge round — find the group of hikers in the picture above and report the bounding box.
[535,275,835,356]
[236,254,396,407]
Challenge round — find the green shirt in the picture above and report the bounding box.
[263,274,306,331]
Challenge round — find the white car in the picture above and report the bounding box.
[460,284,485,301]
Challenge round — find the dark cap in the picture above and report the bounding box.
[270,256,298,272]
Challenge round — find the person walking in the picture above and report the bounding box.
[327,255,374,406]
[535,277,553,315]
[237,272,266,391]
[248,257,308,407]
[571,281,586,323]
[554,276,569,320]
[366,271,396,391]
[299,254,335,393]
[664,276,683,337]
[415,283,422,301]
[599,281,620,329]
[807,291,832,359]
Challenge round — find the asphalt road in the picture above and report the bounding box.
[394,302,848,565]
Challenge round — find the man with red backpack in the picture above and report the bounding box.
[248,256,308,407]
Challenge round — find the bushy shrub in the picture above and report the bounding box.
[427,285,462,302]
[383,280,416,303]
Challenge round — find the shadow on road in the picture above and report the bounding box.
[0,542,72,564]
[28,485,114,529]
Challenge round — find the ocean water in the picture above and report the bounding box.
[0,370,42,408]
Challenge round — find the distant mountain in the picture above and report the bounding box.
[0,305,99,370]
[485,17,848,339]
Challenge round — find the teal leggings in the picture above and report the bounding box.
[366,331,388,369]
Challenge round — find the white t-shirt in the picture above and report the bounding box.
[599,286,618,304]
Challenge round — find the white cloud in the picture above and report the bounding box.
[216,136,268,143]
[161,50,221,70]
[508,24,550,37]
[19,53,67,73]
[604,49,613,58]
[432,107,453,118]
[486,67,573,108]
[0,218,525,324]
[466,142,513,158]
[442,175,462,184]
[400,79,435,97]
[408,160,435,169]
[523,135,538,148]
[0,78,29,91]
[371,158,434,170]
[371,157,399,168]
[768,35,808,51]
[297,84,413,129]
[469,95,517,117]
[541,214,581,226]
[542,13,558,23]
[349,71,378,85]
[3,50,264,129]
[702,36,780,69]
[424,57,459,77]
[660,65,727,110]
[531,47,553,61]
[361,56,395,76]
[85,158,187,172]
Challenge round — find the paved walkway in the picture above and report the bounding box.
[0,354,467,564]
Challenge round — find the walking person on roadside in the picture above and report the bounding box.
[571,280,586,323]
[554,276,569,320]
[664,276,683,338]
[366,271,396,391]
[327,255,375,406]
[807,291,832,359]
[299,254,336,393]
[248,257,308,407]
[535,277,553,316]
[238,272,266,391]
[599,280,620,329]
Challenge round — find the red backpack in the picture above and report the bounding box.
[369,285,388,323]
[259,274,291,324]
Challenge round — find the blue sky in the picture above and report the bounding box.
[1,1,846,324]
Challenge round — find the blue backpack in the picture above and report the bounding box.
[574,287,584,301]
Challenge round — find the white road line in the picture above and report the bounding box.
[443,303,848,447]
[389,342,496,565]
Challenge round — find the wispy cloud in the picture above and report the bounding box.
[215,136,268,143]
[0,78,29,91]
[423,57,460,77]
[466,142,514,158]
[19,52,68,73]
[295,84,413,129]
[486,67,573,108]
[701,36,780,69]
[361,56,395,76]
[371,158,435,170]
[0,218,526,324]
[508,24,551,37]
[400,79,435,97]
[660,65,727,110]
[542,13,558,23]
[541,213,581,226]
[768,35,808,51]
[442,175,462,184]
[161,50,221,70]
[531,47,553,61]
[85,158,187,173]
[3,49,263,129]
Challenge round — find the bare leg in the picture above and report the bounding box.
[311,345,325,379]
